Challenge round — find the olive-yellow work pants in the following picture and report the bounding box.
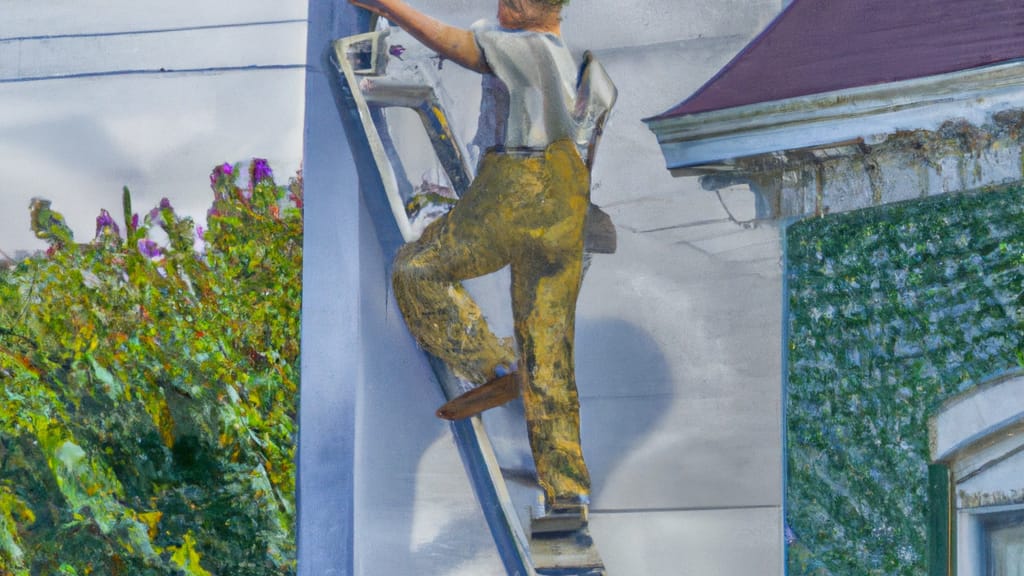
[392,138,591,506]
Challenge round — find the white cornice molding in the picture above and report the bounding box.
[645,60,1024,176]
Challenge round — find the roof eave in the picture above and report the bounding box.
[644,59,1024,175]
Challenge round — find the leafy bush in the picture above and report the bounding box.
[0,160,302,575]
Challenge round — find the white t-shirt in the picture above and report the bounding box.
[470,20,579,151]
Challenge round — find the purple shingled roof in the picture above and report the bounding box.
[650,0,1024,120]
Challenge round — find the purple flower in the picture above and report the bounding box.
[195,225,205,240]
[251,158,273,184]
[137,238,163,260]
[148,198,175,227]
[389,44,407,60]
[94,208,121,239]
[131,213,139,230]
[210,162,234,189]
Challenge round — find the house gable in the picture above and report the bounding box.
[650,0,1024,119]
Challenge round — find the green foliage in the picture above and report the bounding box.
[785,184,1024,575]
[0,160,302,574]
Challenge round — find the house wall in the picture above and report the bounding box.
[0,1,307,254]
[332,1,789,574]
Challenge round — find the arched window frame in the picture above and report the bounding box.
[928,372,1024,576]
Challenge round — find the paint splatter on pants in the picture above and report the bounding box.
[392,138,592,505]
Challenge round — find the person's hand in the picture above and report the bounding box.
[345,0,488,74]
[348,0,393,17]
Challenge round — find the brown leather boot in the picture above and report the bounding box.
[436,372,520,420]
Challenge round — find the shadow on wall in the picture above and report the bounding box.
[359,198,670,569]
[576,316,672,506]
[395,317,673,569]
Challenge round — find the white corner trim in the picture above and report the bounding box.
[645,60,1024,173]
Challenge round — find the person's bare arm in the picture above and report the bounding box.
[348,0,490,73]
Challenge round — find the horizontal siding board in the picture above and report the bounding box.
[0,22,306,81]
[0,1,307,39]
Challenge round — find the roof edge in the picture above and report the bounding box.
[645,59,1024,174]
[642,0,797,123]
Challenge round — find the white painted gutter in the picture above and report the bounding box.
[645,60,1024,176]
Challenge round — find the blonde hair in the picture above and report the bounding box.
[502,0,569,10]
[498,0,565,29]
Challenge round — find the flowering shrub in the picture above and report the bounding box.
[0,160,302,575]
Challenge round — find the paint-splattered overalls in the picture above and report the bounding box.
[392,21,592,508]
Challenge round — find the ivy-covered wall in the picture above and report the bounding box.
[785,184,1024,575]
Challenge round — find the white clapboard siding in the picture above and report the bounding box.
[0,1,307,38]
[0,22,306,80]
[0,3,307,253]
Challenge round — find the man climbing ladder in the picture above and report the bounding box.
[348,0,605,522]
